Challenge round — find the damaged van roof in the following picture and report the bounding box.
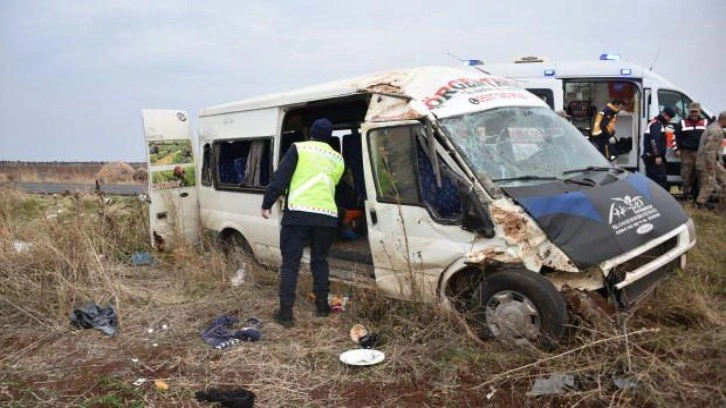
[200,66,547,118]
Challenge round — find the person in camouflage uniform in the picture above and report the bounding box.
[695,111,726,209]
[674,102,709,201]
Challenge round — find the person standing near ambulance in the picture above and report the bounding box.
[642,107,676,190]
[695,111,726,210]
[590,99,625,161]
[261,118,345,327]
[674,102,708,201]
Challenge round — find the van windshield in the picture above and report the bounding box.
[440,107,610,185]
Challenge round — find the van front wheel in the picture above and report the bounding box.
[472,268,567,349]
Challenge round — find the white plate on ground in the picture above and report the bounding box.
[339,349,385,366]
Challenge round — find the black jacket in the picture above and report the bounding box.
[675,117,708,151]
[643,115,669,159]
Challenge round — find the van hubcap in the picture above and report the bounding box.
[485,290,541,340]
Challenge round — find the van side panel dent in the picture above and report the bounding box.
[466,199,579,273]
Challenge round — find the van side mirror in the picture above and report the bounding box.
[459,182,495,238]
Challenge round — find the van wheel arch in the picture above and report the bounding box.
[218,228,253,257]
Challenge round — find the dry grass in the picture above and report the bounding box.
[0,187,724,407]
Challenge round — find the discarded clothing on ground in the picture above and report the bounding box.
[70,301,118,336]
[195,388,255,408]
[200,315,262,349]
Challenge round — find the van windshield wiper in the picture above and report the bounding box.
[494,175,595,187]
[494,175,558,182]
[562,166,625,175]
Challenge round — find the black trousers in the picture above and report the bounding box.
[279,225,336,308]
[645,160,668,191]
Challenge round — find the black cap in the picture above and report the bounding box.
[309,118,333,141]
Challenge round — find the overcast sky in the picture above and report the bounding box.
[1,0,724,161]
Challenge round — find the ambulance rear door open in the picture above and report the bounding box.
[561,79,642,171]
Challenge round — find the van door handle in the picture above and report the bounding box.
[370,209,377,224]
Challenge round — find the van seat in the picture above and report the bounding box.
[416,146,461,220]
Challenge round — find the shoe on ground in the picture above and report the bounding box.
[274,307,294,328]
[315,299,330,317]
[696,202,716,211]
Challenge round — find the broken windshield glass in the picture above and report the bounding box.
[440,107,610,187]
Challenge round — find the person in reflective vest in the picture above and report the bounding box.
[591,99,625,161]
[674,102,708,201]
[642,107,675,190]
[261,118,345,327]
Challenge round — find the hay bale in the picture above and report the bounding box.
[95,162,136,183]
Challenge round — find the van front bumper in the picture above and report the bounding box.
[600,219,696,308]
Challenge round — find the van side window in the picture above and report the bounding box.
[658,90,692,124]
[201,143,212,186]
[527,88,555,109]
[369,125,462,222]
[414,135,462,221]
[369,127,421,204]
[213,138,272,190]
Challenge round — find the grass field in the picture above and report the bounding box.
[0,186,723,407]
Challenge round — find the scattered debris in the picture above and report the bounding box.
[231,265,246,287]
[152,343,158,348]
[339,349,386,366]
[131,252,154,266]
[70,302,118,336]
[358,332,383,349]
[162,324,168,330]
[195,388,256,408]
[147,328,154,334]
[12,240,33,253]
[200,316,262,349]
[308,293,350,312]
[329,294,349,312]
[526,373,575,397]
[131,358,140,364]
[612,375,638,391]
[154,380,169,392]
[486,387,497,400]
[350,324,368,342]
[132,378,147,386]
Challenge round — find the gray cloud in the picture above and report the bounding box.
[1,0,724,160]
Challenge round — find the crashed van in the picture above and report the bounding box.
[142,66,696,345]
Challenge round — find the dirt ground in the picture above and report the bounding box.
[0,192,724,407]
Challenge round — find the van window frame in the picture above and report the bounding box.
[212,136,274,194]
[366,124,462,225]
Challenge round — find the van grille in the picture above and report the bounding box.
[608,236,679,308]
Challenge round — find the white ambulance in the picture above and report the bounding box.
[483,54,717,189]
[142,66,696,347]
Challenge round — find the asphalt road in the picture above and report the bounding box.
[16,182,147,196]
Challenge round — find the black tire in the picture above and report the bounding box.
[472,267,567,349]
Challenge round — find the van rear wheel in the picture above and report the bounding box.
[472,268,567,349]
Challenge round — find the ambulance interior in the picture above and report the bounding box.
[563,80,640,169]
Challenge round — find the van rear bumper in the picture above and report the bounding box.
[600,219,696,307]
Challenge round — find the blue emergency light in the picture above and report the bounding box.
[600,53,621,61]
[620,68,632,75]
[544,69,555,76]
[465,59,485,66]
